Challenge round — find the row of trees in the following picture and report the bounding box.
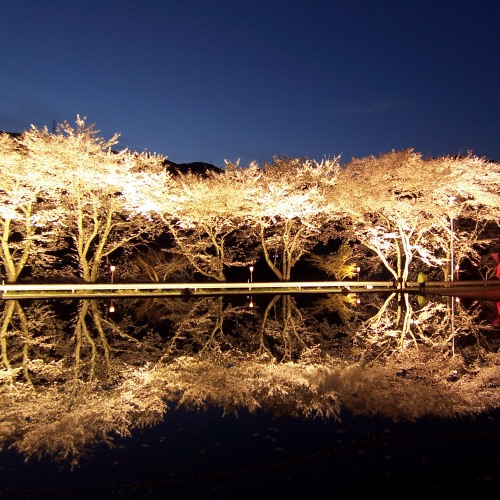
[1,117,499,284]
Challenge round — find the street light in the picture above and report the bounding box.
[109,301,115,313]
[356,266,360,281]
[110,265,116,284]
[247,265,255,305]
[455,264,460,281]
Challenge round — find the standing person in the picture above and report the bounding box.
[418,271,427,293]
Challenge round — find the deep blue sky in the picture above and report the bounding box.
[1,0,498,167]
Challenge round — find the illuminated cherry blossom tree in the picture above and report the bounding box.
[153,165,258,281]
[0,133,66,282]
[333,150,500,283]
[245,156,341,281]
[432,154,500,278]
[20,117,167,282]
[334,151,453,283]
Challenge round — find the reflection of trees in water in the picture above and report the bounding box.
[355,294,496,364]
[447,297,500,367]
[167,296,231,354]
[132,296,252,355]
[1,300,64,387]
[132,294,325,362]
[307,292,360,324]
[160,350,341,420]
[256,294,338,361]
[73,299,110,385]
[1,362,167,467]
[312,292,497,364]
[132,295,194,328]
[1,294,500,467]
[0,299,166,467]
[352,292,434,358]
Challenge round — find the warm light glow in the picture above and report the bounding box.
[109,302,115,313]
[110,265,116,283]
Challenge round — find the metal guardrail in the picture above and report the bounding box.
[1,280,499,299]
[0,280,394,293]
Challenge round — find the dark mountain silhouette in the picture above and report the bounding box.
[163,159,221,176]
[0,131,22,138]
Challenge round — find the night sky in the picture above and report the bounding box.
[1,0,498,167]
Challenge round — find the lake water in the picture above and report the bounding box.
[1,291,500,498]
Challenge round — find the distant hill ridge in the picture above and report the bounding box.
[163,159,221,176]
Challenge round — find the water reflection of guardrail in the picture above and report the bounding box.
[409,280,500,287]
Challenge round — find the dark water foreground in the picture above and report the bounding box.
[1,406,499,500]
